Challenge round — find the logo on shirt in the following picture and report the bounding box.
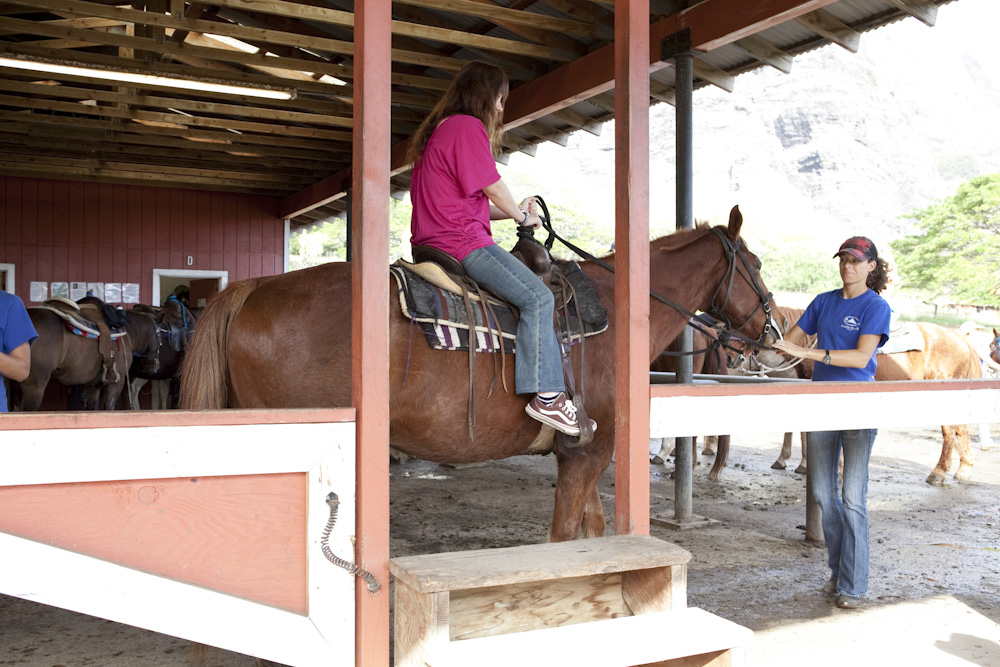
[842,315,860,331]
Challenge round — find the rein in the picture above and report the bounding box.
[532,197,780,354]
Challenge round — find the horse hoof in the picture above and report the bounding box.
[954,470,973,483]
[771,461,786,470]
[925,472,945,486]
[794,464,808,475]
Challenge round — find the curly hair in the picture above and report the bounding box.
[406,61,509,166]
[867,257,891,294]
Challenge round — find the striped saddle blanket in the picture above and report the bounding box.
[390,260,608,354]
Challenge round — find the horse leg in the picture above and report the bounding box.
[772,432,793,470]
[927,425,956,486]
[580,483,606,539]
[795,433,809,475]
[129,377,146,410]
[977,423,996,451]
[953,425,974,483]
[549,447,610,542]
[702,435,717,456]
[707,435,729,482]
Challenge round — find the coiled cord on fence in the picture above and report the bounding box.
[321,492,381,594]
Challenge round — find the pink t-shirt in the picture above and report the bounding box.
[410,115,502,260]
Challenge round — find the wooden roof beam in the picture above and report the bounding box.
[794,8,861,53]
[887,0,937,27]
[733,34,793,74]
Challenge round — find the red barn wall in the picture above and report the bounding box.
[0,175,285,302]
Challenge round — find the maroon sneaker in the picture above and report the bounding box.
[525,393,597,437]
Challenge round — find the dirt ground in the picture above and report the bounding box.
[2,423,999,666]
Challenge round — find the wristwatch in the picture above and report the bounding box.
[518,208,529,224]
[822,350,831,365]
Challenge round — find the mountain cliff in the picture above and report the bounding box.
[503,1,1000,257]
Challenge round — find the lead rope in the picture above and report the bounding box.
[321,492,381,594]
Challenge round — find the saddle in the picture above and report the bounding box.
[32,298,127,384]
[407,232,604,448]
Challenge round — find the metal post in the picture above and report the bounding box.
[673,50,694,523]
[650,30,717,532]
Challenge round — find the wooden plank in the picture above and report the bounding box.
[0,473,308,612]
[693,58,735,92]
[622,565,686,613]
[733,34,793,74]
[887,0,937,27]
[794,9,861,53]
[613,0,651,539]
[449,574,629,640]
[353,0,392,665]
[427,608,754,667]
[389,536,691,592]
[393,583,450,667]
[650,380,1000,439]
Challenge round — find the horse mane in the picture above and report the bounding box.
[124,308,159,353]
[77,296,128,329]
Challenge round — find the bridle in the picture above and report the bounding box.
[532,197,780,358]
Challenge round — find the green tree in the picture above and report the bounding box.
[890,174,1000,307]
[755,240,841,295]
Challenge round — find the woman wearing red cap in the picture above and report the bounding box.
[772,236,892,610]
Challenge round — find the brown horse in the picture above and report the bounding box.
[126,299,197,409]
[15,298,132,411]
[875,322,983,484]
[756,314,984,485]
[180,206,778,541]
[650,320,732,480]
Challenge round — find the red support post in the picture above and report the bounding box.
[352,0,391,665]
[614,0,651,536]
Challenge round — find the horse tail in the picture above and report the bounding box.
[179,278,260,409]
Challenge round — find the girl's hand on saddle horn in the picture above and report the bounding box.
[518,197,541,230]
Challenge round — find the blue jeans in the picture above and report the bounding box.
[808,428,877,597]
[461,244,565,395]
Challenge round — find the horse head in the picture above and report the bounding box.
[697,206,781,354]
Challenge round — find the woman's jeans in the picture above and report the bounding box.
[808,428,877,597]
[461,244,564,395]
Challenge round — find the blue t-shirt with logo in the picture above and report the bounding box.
[797,288,891,382]
[1,290,38,412]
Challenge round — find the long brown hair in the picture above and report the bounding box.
[406,61,509,166]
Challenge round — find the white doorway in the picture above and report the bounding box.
[152,269,228,309]
[0,263,14,294]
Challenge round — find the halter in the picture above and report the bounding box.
[533,197,780,356]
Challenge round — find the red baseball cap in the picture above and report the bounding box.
[834,236,877,261]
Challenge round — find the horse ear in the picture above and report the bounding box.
[727,205,743,241]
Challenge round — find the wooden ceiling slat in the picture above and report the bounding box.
[0,92,353,144]
[392,0,610,39]
[887,0,937,27]
[0,78,354,131]
[12,0,469,71]
[794,8,861,52]
[0,115,347,163]
[733,34,794,74]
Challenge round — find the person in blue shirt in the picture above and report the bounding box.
[1,289,38,412]
[772,236,892,611]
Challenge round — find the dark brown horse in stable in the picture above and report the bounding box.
[181,206,779,541]
[15,298,132,411]
[126,297,197,409]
